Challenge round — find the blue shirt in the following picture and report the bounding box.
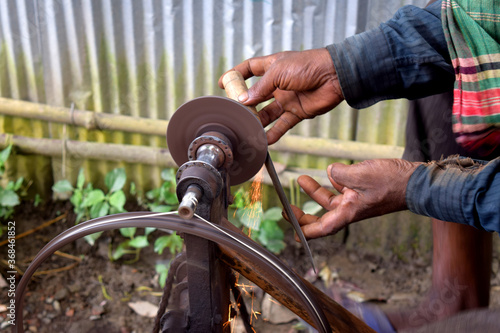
[407,157,500,233]
[327,1,500,232]
[327,1,454,109]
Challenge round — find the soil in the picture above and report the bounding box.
[1,201,500,333]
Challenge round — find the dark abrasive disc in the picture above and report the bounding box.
[167,96,268,186]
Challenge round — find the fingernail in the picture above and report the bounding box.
[238,92,248,102]
[327,164,333,176]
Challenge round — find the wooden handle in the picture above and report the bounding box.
[221,70,260,120]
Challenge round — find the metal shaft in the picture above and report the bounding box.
[265,152,316,272]
[178,143,226,220]
[178,184,203,220]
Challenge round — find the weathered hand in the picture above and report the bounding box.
[218,49,343,145]
[285,159,420,240]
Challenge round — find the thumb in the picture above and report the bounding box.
[327,163,354,192]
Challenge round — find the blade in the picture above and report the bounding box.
[167,96,268,186]
[264,152,316,273]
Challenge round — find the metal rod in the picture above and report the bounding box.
[196,144,225,168]
[178,185,203,220]
[265,152,316,273]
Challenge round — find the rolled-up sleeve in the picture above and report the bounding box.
[406,157,500,233]
[327,1,454,109]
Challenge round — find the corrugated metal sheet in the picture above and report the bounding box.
[0,0,439,261]
[0,0,428,194]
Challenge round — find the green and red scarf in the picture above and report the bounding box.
[442,0,500,155]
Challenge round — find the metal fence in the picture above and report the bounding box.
[0,0,427,194]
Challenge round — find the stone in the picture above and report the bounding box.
[261,296,298,324]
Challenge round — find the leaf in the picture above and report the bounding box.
[258,219,285,254]
[263,207,283,222]
[112,240,131,260]
[120,227,136,239]
[109,206,126,215]
[164,192,178,205]
[0,144,12,164]
[263,239,286,254]
[105,168,127,193]
[84,232,103,246]
[155,264,169,288]
[76,168,85,190]
[236,202,263,230]
[150,204,174,213]
[154,234,183,255]
[90,201,110,219]
[145,227,156,235]
[155,263,168,274]
[82,189,105,207]
[0,206,14,220]
[146,188,159,201]
[159,183,171,202]
[302,201,323,215]
[52,180,74,193]
[13,177,24,191]
[109,190,126,210]
[129,182,136,196]
[75,211,85,224]
[154,235,171,255]
[70,190,83,209]
[161,168,176,182]
[0,189,20,207]
[128,301,158,318]
[258,220,286,254]
[129,235,149,248]
[261,219,284,240]
[34,193,42,207]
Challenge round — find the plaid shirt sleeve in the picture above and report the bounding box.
[406,157,500,233]
[326,1,454,109]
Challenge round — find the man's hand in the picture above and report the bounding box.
[285,159,420,240]
[218,49,343,145]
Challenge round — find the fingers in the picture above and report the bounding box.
[242,69,280,106]
[296,175,340,210]
[258,100,283,128]
[283,205,349,240]
[300,210,349,239]
[266,111,303,145]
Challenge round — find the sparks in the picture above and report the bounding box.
[247,168,264,236]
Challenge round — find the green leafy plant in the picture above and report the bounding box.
[0,145,24,222]
[53,168,128,245]
[155,263,169,288]
[0,176,23,222]
[111,168,182,263]
[144,168,178,212]
[52,166,184,262]
[111,227,155,263]
[229,188,286,254]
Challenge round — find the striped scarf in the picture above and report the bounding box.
[442,0,500,156]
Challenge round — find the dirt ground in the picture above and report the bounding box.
[1,201,500,333]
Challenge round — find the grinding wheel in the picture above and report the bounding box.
[167,96,268,186]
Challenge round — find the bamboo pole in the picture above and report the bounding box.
[0,134,176,167]
[0,133,339,188]
[0,97,404,160]
[0,97,169,136]
[273,135,404,160]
